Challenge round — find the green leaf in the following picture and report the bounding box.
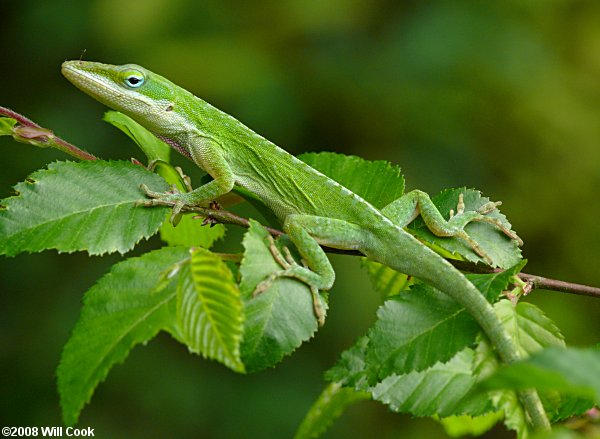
[361,259,412,299]
[294,383,370,439]
[160,214,226,248]
[469,259,527,302]
[495,300,565,356]
[439,412,503,437]
[239,220,324,372]
[0,160,169,256]
[298,152,405,209]
[366,282,482,378]
[0,117,17,135]
[484,347,600,405]
[365,264,522,379]
[493,301,593,422]
[408,188,521,268]
[174,248,244,372]
[371,348,494,417]
[472,301,571,436]
[57,246,190,425]
[325,336,372,390]
[472,338,530,439]
[103,111,170,162]
[152,160,190,188]
[156,160,225,249]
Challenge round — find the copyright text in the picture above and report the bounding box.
[2,427,94,437]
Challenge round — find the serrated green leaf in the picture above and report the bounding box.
[495,300,565,356]
[298,152,405,209]
[160,213,226,248]
[366,282,482,378]
[325,336,372,390]
[408,188,521,268]
[0,160,169,256]
[174,249,244,372]
[473,337,530,439]
[103,111,170,162]
[371,348,494,417]
[472,300,573,437]
[0,117,17,135]
[439,412,504,437]
[57,246,190,425]
[470,259,527,302]
[365,264,522,379]
[239,220,324,372]
[493,301,593,422]
[484,347,600,405]
[294,382,370,439]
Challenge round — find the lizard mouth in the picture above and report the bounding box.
[61,61,127,108]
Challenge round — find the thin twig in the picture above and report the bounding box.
[0,106,97,161]
[0,106,42,128]
[513,273,600,298]
[180,204,600,299]
[448,260,600,298]
[4,107,597,298]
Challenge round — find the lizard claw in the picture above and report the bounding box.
[137,183,186,225]
[477,201,502,215]
[139,183,181,199]
[446,193,523,265]
[169,201,185,226]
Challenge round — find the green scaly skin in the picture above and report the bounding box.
[61,60,549,431]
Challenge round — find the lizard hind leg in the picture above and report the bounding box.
[382,190,520,265]
[444,194,523,263]
[252,233,329,326]
[252,215,366,326]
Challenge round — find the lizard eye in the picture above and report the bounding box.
[123,71,145,88]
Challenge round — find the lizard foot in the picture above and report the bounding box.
[137,183,190,225]
[447,193,523,265]
[252,235,326,326]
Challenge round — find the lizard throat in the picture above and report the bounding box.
[154,134,192,159]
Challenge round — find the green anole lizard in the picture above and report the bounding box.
[61,60,549,429]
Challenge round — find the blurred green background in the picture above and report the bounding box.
[1,1,599,438]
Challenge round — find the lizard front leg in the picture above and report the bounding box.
[140,137,235,224]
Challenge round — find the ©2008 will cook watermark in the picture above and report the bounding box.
[2,427,95,437]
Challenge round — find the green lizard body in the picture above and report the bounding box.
[60,59,516,344]
[62,61,516,344]
[61,60,548,429]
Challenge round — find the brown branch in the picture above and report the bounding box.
[512,273,600,298]
[182,205,600,299]
[0,106,98,161]
[4,107,597,298]
[448,260,600,298]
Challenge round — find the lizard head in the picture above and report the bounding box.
[61,60,180,134]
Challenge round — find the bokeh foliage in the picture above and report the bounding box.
[1,1,599,438]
